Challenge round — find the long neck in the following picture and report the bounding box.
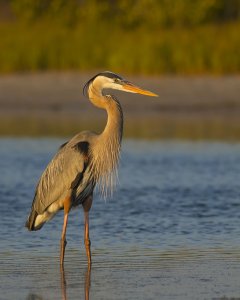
[101,95,123,142]
[88,83,123,196]
[88,81,123,139]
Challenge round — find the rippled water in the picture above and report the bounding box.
[0,138,240,300]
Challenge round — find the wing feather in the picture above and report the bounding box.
[31,132,95,214]
[33,143,85,214]
[26,132,96,230]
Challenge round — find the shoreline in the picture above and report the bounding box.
[0,72,240,140]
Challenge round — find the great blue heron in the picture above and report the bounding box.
[25,71,157,267]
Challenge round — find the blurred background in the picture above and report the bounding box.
[0,0,240,138]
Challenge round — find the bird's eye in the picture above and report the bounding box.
[114,78,121,84]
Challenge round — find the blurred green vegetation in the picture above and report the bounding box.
[0,0,240,74]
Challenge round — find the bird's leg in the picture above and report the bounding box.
[60,196,71,268]
[60,212,68,268]
[84,211,91,265]
[83,195,93,266]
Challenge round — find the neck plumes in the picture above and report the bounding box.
[88,83,123,197]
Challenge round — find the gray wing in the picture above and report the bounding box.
[26,132,95,229]
[33,143,85,214]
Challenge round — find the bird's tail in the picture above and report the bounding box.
[25,210,43,231]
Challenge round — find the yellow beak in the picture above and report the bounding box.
[123,83,158,97]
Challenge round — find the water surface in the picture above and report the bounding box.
[0,139,240,299]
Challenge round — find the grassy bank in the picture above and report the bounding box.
[0,21,240,74]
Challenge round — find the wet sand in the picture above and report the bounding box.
[0,73,240,139]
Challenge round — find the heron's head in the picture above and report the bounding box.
[83,71,158,97]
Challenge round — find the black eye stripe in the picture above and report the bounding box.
[83,71,124,97]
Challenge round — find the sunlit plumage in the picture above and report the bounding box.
[25,71,157,267]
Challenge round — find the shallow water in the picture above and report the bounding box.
[0,138,240,300]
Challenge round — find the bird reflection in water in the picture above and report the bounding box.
[26,266,91,300]
[61,265,91,300]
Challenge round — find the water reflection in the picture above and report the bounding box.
[60,266,68,300]
[0,246,238,300]
[61,266,91,300]
[26,266,91,300]
[21,247,240,300]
